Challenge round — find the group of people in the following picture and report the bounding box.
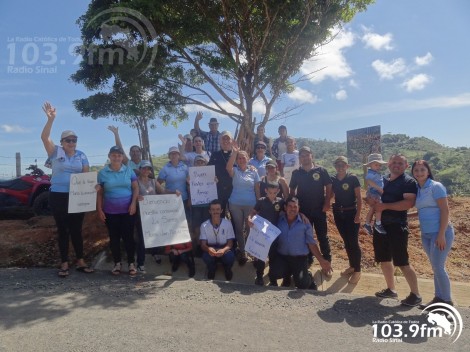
[41,104,455,309]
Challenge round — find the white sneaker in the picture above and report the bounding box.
[128,263,137,276]
[137,265,146,274]
[111,262,121,275]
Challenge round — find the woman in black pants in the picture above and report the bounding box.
[41,102,93,277]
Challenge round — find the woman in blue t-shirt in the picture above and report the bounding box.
[41,102,93,277]
[411,160,454,308]
[98,146,139,276]
[226,141,260,265]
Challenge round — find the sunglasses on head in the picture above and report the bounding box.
[63,138,77,143]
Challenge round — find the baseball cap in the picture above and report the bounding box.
[139,160,153,169]
[220,130,232,138]
[209,118,219,125]
[194,155,207,164]
[255,141,267,148]
[364,153,387,166]
[61,130,77,140]
[266,159,277,168]
[184,134,192,141]
[109,146,124,154]
[168,146,180,155]
[334,156,349,165]
[299,146,312,154]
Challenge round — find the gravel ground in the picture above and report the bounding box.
[0,268,469,352]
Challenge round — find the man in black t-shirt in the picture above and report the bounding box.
[371,154,421,307]
[289,146,332,274]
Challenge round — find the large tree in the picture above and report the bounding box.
[74,0,373,154]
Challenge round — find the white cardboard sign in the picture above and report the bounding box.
[189,165,218,205]
[68,171,97,213]
[246,215,281,262]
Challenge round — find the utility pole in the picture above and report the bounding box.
[15,152,21,177]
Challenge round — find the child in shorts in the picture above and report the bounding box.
[364,153,387,235]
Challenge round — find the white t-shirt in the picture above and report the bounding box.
[281,150,299,168]
[200,218,235,247]
[185,151,211,166]
[276,141,287,161]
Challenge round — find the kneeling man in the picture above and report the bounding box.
[269,196,332,289]
[200,199,236,281]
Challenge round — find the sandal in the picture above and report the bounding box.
[58,268,69,278]
[128,263,137,276]
[76,266,94,273]
[111,262,122,275]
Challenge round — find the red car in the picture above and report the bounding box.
[0,165,51,216]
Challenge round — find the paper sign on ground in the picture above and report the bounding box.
[189,165,218,205]
[68,171,97,213]
[246,215,281,262]
[139,194,191,247]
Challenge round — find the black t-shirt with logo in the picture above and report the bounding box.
[331,173,360,208]
[254,197,284,225]
[290,166,332,215]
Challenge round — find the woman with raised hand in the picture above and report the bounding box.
[41,102,93,277]
[411,160,455,308]
[226,140,260,265]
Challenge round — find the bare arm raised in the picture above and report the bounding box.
[41,102,57,156]
[107,125,129,165]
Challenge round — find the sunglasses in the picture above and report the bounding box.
[256,146,266,149]
[63,138,77,143]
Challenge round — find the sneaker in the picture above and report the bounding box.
[137,265,146,274]
[401,292,422,307]
[419,297,454,310]
[363,223,373,235]
[268,281,278,287]
[255,276,264,286]
[307,271,317,290]
[349,272,361,284]
[207,270,216,280]
[128,263,137,276]
[340,267,355,276]
[374,223,387,234]
[224,267,233,281]
[111,262,121,275]
[153,254,162,264]
[375,288,398,299]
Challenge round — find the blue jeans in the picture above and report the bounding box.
[421,224,454,301]
[202,250,235,273]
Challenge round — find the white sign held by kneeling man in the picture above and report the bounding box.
[139,195,191,248]
[246,215,281,262]
[68,171,98,213]
[189,165,218,206]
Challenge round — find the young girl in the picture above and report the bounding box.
[363,153,387,235]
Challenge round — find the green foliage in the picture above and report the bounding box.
[296,134,470,195]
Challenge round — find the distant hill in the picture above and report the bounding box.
[296,134,470,195]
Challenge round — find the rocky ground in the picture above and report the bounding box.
[1,196,469,283]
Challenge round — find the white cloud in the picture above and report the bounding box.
[401,73,432,92]
[301,28,355,84]
[362,31,394,51]
[415,52,433,66]
[349,79,359,88]
[335,89,348,100]
[184,98,267,116]
[288,87,318,103]
[371,58,407,80]
[1,124,30,133]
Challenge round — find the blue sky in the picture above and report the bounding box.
[1,0,469,177]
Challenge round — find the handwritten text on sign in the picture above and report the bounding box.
[139,195,191,248]
[68,171,97,213]
[189,165,218,205]
[246,215,281,262]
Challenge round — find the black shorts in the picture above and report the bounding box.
[373,223,409,266]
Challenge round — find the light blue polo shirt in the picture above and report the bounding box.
[248,155,270,177]
[276,214,316,256]
[228,167,260,206]
[366,169,384,197]
[415,178,447,233]
[98,164,137,214]
[158,161,189,200]
[50,146,89,193]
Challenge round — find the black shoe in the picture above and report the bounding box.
[281,277,291,287]
[207,270,215,280]
[224,267,233,281]
[401,292,422,307]
[375,288,398,299]
[255,276,264,286]
[268,281,278,287]
[308,281,318,290]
